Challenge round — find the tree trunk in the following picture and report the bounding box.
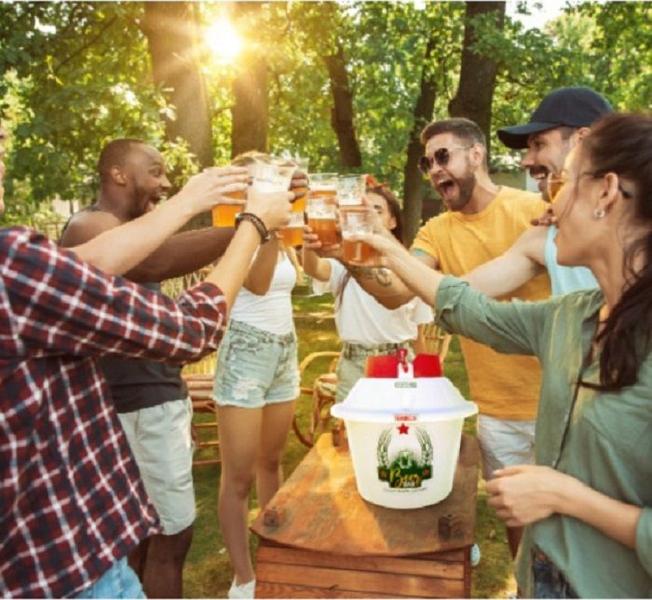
[231,2,268,157]
[402,35,438,246]
[448,1,505,159]
[143,1,213,168]
[323,44,362,169]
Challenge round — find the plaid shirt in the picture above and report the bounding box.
[0,228,227,598]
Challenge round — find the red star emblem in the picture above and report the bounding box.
[398,423,409,435]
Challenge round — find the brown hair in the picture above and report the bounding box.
[580,112,652,391]
[420,117,486,148]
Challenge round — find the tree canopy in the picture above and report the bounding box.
[1,1,650,234]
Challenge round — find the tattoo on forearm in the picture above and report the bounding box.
[349,265,393,287]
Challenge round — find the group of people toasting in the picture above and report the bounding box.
[2,85,650,600]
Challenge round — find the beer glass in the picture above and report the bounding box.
[308,173,338,204]
[307,195,339,248]
[250,161,296,193]
[249,161,300,244]
[280,211,305,247]
[340,207,379,265]
[337,174,366,208]
[212,185,248,228]
[211,157,263,228]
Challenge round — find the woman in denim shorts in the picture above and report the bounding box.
[213,237,300,599]
[303,180,432,403]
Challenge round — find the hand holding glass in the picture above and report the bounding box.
[340,207,380,266]
[307,195,339,248]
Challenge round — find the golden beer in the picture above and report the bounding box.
[280,226,304,247]
[342,239,379,265]
[281,211,305,247]
[212,190,246,227]
[292,190,308,213]
[308,216,339,247]
[340,206,379,265]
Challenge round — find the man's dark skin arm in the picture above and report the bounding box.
[60,210,234,283]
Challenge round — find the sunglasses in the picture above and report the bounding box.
[547,171,633,204]
[418,146,472,174]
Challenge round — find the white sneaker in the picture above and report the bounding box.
[470,543,481,567]
[228,578,256,599]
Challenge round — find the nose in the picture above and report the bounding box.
[429,161,444,179]
[520,149,535,169]
[161,174,172,190]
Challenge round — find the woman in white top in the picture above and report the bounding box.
[303,180,432,402]
[213,232,300,598]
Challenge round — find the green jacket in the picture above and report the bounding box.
[435,277,652,598]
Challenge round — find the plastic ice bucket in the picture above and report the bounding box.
[331,370,477,509]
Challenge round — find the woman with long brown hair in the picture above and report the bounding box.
[355,113,652,598]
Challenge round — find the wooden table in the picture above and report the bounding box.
[251,433,480,598]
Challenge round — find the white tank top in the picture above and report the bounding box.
[229,253,297,335]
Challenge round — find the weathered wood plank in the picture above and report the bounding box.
[256,545,464,579]
[256,562,465,598]
[256,581,409,598]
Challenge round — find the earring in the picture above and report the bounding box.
[593,208,606,219]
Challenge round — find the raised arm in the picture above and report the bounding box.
[361,232,446,307]
[463,226,547,297]
[240,236,281,295]
[203,190,292,308]
[67,166,248,277]
[361,230,550,357]
[3,228,228,363]
[301,221,422,307]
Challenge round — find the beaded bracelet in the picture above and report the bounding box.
[234,211,270,243]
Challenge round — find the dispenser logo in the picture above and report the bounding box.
[376,424,433,489]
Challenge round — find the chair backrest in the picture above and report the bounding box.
[418,323,452,364]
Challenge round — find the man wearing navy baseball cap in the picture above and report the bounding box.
[460,87,613,302]
[497,86,613,198]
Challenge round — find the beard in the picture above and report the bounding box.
[127,183,160,220]
[441,172,476,212]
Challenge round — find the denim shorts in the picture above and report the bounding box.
[213,320,299,408]
[74,558,144,599]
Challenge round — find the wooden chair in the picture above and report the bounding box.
[419,322,453,363]
[183,369,220,468]
[292,351,340,448]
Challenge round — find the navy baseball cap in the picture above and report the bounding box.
[497,87,613,149]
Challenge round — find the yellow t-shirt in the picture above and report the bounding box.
[412,186,551,420]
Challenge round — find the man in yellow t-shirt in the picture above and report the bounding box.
[344,117,550,558]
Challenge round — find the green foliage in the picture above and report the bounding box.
[0,2,198,223]
[1,0,649,225]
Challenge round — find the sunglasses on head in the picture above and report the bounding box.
[418,146,472,174]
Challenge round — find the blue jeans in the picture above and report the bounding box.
[532,548,577,599]
[75,558,145,599]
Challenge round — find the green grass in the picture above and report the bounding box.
[183,288,515,598]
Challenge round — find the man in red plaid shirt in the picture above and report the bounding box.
[0,127,292,598]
